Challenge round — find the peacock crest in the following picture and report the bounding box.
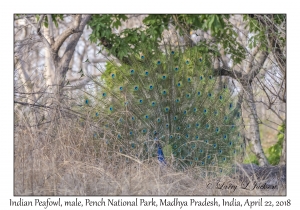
[81,45,244,174]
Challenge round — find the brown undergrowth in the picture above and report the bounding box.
[14,109,285,196]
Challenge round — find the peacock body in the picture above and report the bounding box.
[83,46,244,173]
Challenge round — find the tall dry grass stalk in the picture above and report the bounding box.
[14,106,285,196]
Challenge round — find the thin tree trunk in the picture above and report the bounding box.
[44,21,56,96]
[244,84,269,166]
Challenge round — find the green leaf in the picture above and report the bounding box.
[208,15,215,30]
[250,43,253,49]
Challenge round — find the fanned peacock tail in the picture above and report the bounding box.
[80,45,244,174]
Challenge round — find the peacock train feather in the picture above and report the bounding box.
[81,45,244,174]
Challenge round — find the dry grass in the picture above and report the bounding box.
[14,109,285,196]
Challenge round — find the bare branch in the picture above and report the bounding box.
[64,73,102,91]
[51,15,82,56]
[59,15,92,70]
[247,51,268,84]
[33,15,51,49]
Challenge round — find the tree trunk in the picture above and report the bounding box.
[41,15,92,103]
[43,20,57,103]
[244,84,269,166]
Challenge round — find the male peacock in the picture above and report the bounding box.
[82,45,244,174]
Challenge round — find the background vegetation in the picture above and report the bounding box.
[14,14,286,195]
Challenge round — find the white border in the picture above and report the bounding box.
[2,0,298,208]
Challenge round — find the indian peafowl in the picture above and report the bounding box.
[81,45,244,174]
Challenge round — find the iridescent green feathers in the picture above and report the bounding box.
[83,46,244,172]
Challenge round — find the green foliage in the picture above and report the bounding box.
[243,15,267,51]
[243,153,259,165]
[243,122,286,166]
[266,122,285,165]
[243,14,286,53]
[88,14,246,64]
